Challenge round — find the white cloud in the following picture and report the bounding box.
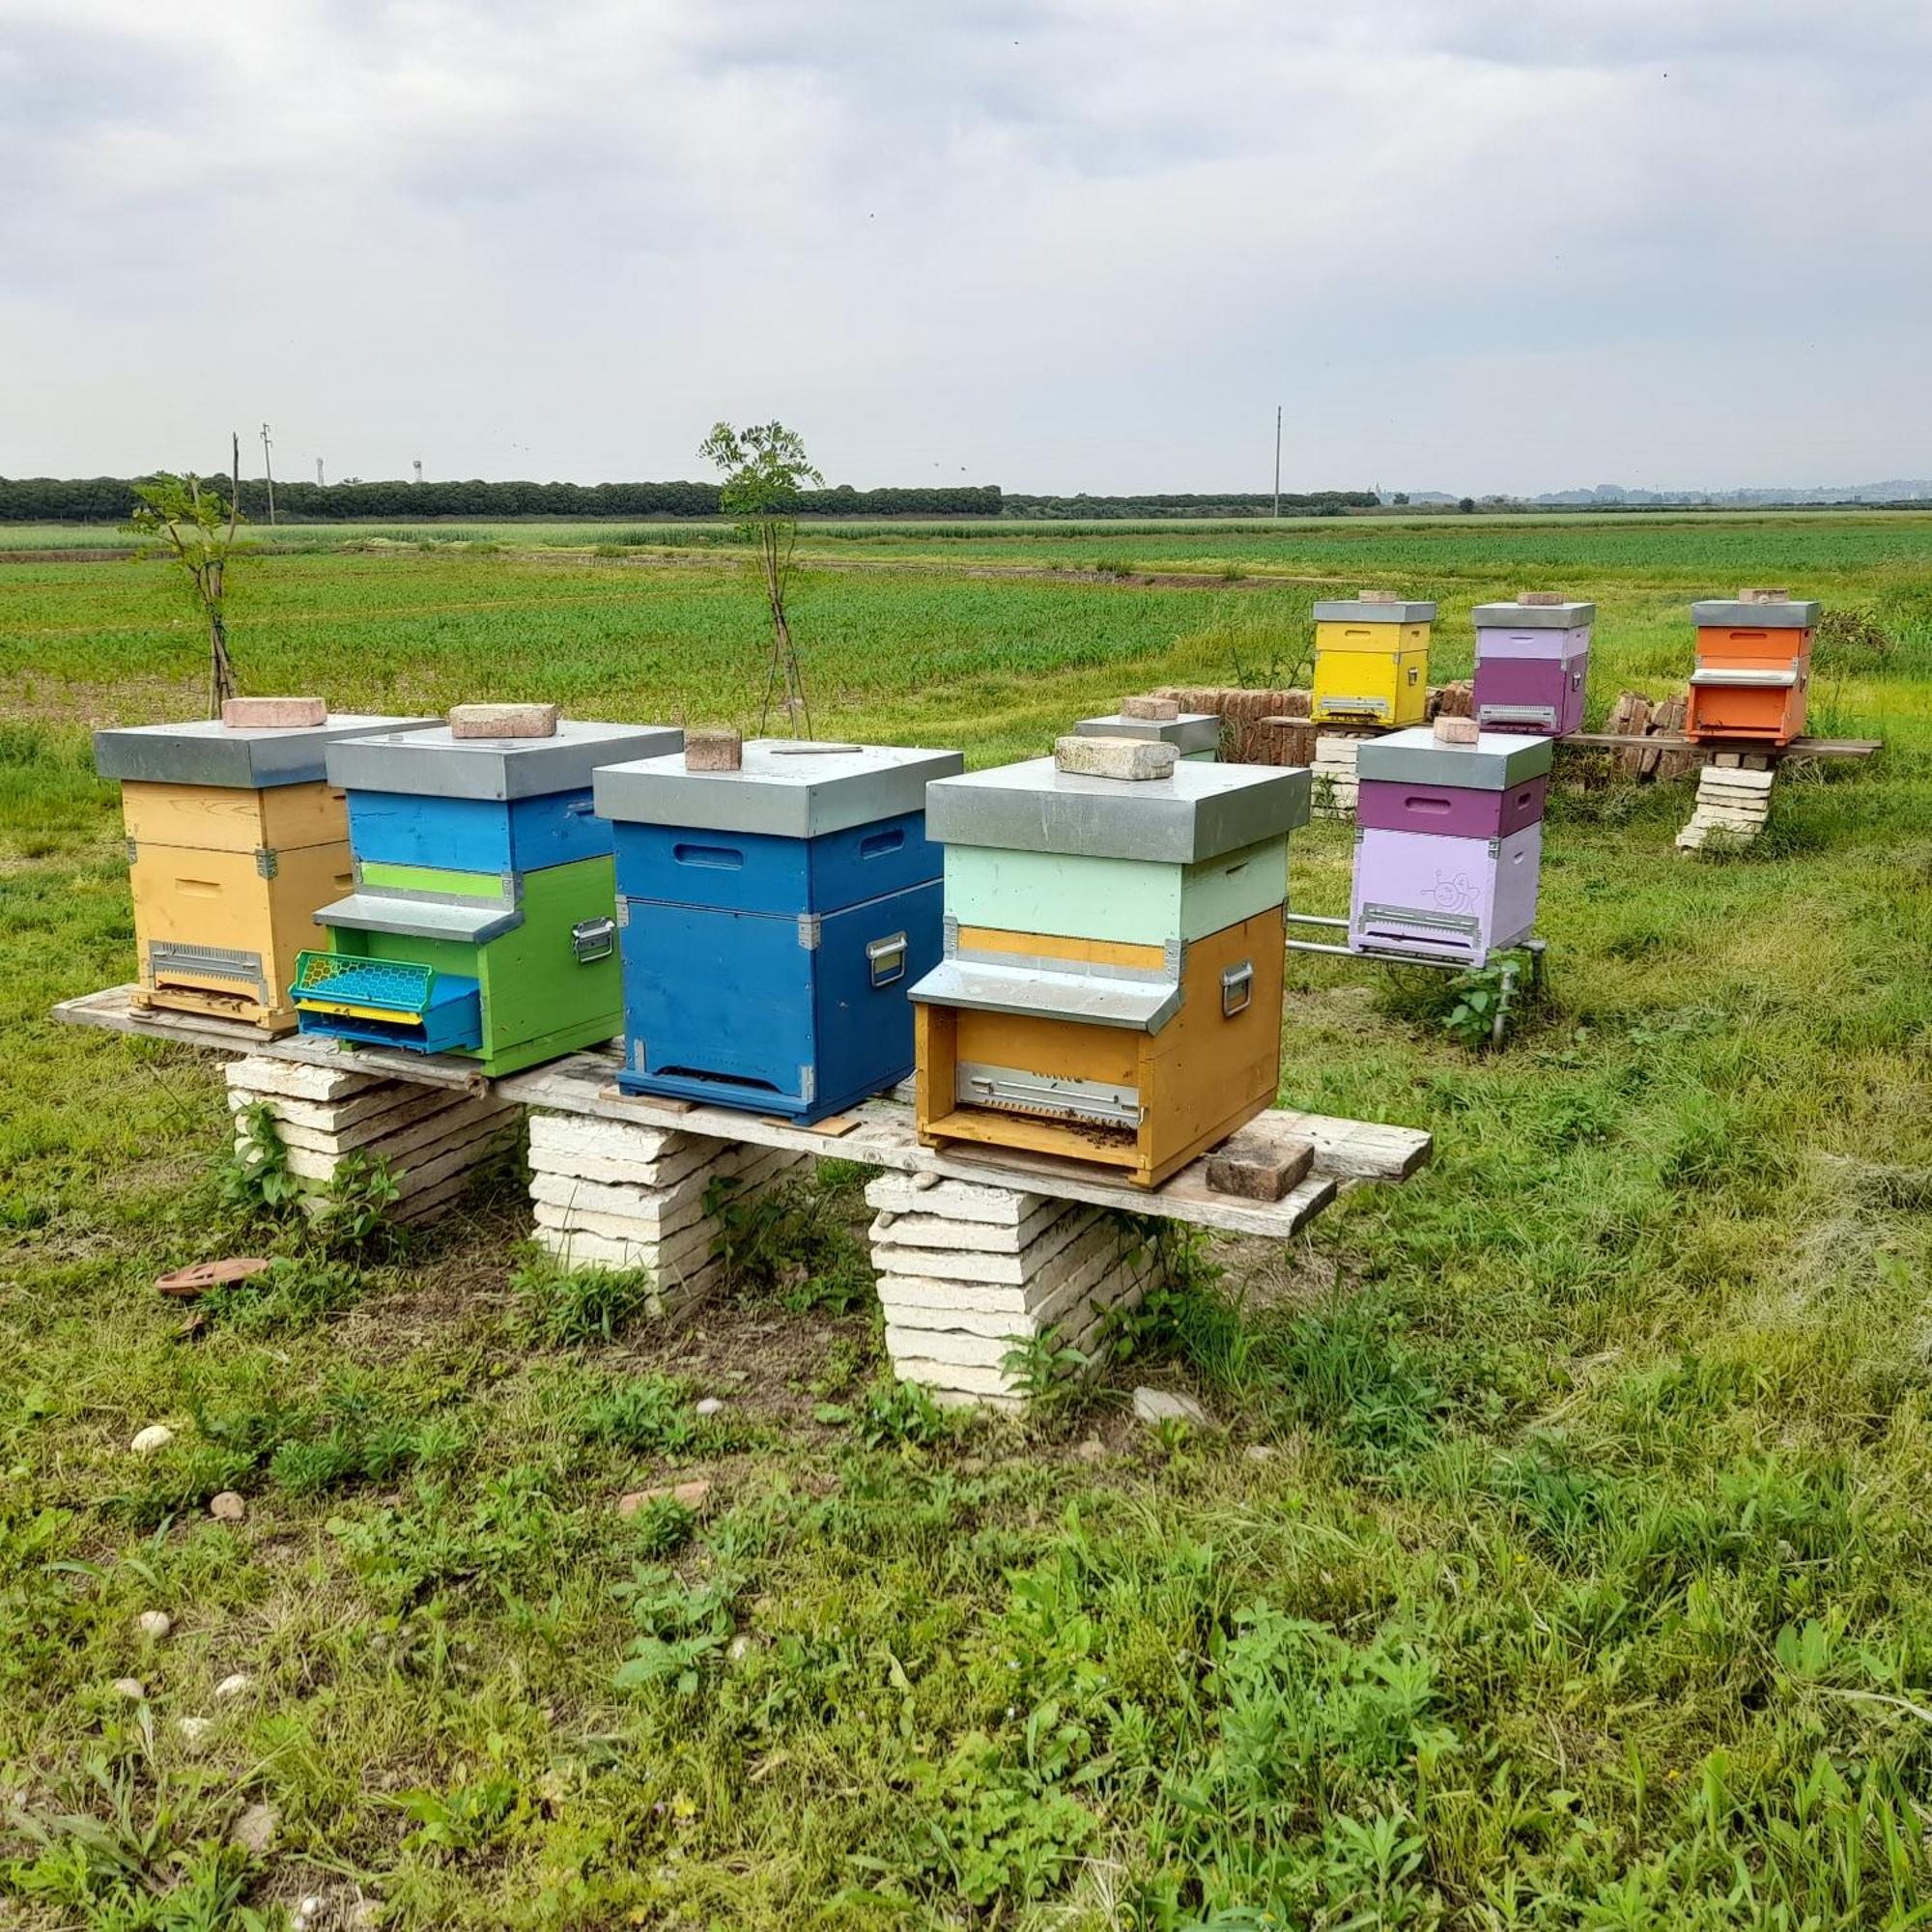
[0,0,1926,492]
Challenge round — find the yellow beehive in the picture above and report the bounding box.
[95,705,436,1032]
[1311,593,1435,726]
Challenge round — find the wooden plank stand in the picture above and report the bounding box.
[57,984,1434,1407]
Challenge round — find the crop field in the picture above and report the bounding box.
[1,517,1929,1928]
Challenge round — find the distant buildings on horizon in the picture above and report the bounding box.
[1386,479,1932,508]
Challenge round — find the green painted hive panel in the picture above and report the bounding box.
[945,836,1287,947]
[320,854,622,1074]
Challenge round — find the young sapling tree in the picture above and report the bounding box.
[698,420,823,734]
[126,434,248,715]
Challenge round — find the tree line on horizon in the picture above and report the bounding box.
[0,474,1378,524]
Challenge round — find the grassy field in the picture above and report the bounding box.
[1,519,1929,1928]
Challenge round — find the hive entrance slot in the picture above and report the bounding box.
[656,1066,783,1095]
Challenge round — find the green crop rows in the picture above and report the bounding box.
[0,518,1928,1927]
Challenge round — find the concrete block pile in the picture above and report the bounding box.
[225,1056,518,1224]
[865,1172,1157,1407]
[525,1110,808,1308]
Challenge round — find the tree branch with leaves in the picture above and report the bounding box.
[698,420,823,735]
[125,435,248,717]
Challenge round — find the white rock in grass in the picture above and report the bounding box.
[214,1672,253,1701]
[209,1491,247,1522]
[112,1677,147,1701]
[694,1398,724,1417]
[134,1610,173,1641]
[1244,1442,1276,1462]
[177,1716,212,1746]
[230,1803,277,1854]
[1131,1387,1208,1429]
[130,1425,175,1456]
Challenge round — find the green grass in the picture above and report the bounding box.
[0,518,1929,1926]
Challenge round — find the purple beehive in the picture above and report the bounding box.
[1472,598,1595,736]
[1349,726,1554,961]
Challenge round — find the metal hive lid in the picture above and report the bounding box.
[326,720,684,801]
[1073,711,1221,753]
[924,755,1311,863]
[93,713,440,788]
[1312,598,1437,624]
[1691,598,1821,629]
[1472,601,1597,629]
[1355,726,1554,790]
[592,739,965,838]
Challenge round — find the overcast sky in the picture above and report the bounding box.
[3,0,1928,496]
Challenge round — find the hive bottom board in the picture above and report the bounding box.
[1350,824,1542,962]
[915,909,1286,1190]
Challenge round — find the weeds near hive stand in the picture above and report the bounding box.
[510,1253,657,1346]
[219,1101,303,1220]
[1440,953,1529,1050]
[1000,1326,1091,1421]
[815,1376,950,1450]
[311,1149,403,1256]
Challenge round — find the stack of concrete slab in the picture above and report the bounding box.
[524,1110,808,1307]
[1312,733,1370,817]
[224,1056,518,1224]
[865,1171,1157,1407]
[1676,759,1776,852]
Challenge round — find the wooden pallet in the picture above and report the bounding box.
[55,984,1434,1242]
[1558,731,1880,760]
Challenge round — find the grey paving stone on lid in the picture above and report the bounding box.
[1355,725,1554,790]
[93,714,440,788]
[327,720,684,801]
[593,739,964,838]
[925,754,1311,863]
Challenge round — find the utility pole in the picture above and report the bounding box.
[1272,405,1282,519]
[260,422,276,525]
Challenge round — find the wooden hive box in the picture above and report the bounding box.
[911,752,1311,1188]
[293,719,681,1076]
[1350,727,1553,962]
[1686,596,1820,746]
[94,709,438,1032]
[1471,598,1596,736]
[1311,595,1435,727]
[592,739,964,1124]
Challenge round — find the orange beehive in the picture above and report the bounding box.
[1685,590,1819,746]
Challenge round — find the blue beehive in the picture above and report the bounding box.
[592,739,965,1123]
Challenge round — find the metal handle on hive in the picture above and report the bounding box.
[867,931,909,988]
[1221,959,1254,1017]
[570,917,617,963]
